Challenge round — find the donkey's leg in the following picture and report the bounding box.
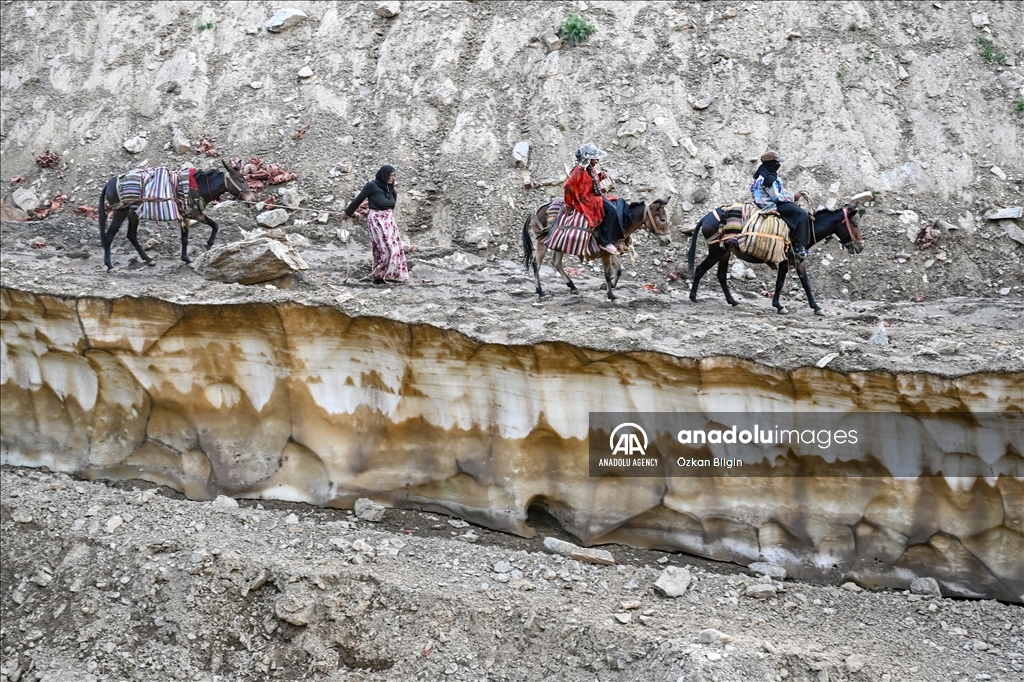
[611,254,623,289]
[795,260,823,314]
[533,242,547,297]
[125,212,153,264]
[199,215,219,250]
[180,219,193,263]
[715,255,739,306]
[772,261,790,314]
[603,254,617,300]
[689,249,720,302]
[553,252,578,293]
[103,209,128,271]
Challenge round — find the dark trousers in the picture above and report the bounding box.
[595,199,627,246]
[774,201,811,249]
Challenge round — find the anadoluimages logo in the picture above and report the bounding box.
[609,423,648,456]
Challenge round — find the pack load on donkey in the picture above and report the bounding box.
[99,159,256,271]
[705,203,791,264]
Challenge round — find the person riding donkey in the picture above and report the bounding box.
[750,150,811,261]
[563,143,630,254]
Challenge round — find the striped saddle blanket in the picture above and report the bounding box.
[540,201,602,258]
[115,167,191,222]
[711,203,789,263]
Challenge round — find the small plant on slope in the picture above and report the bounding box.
[559,11,596,47]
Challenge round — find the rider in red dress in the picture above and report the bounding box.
[564,143,621,254]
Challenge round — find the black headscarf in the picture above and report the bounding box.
[753,160,781,188]
[374,165,395,199]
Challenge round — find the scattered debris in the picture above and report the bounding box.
[196,138,219,157]
[32,149,61,168]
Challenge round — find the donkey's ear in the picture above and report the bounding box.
[656,196,670,205]
[849,201,860,211]
[221,159,232,172]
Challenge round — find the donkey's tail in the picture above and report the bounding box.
[98,184,108,246]
[686,220,702,278]
[522,216,534,273]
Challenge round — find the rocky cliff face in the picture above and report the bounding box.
[1,2,1022,254]
[2,289,1021,601]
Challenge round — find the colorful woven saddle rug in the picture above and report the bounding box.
[540,201,603,258]
[710,203,790,264]
[114,167,192,222]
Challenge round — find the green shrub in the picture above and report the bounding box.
[559,11,596,47]
[1017,98,1024,112]
[978,36,1005,64]
[196,20,215,32]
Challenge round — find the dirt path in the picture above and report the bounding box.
[3,213,1022,377]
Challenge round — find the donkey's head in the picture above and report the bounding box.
[839,201,865,254]
[222,159,257,204]
[645,197,672,246]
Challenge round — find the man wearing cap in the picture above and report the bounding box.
[751,150,810,260]
[564,143,625,254]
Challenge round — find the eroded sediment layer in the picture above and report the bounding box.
[1,288,1021,602]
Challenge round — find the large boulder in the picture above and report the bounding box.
[192,230,308,285]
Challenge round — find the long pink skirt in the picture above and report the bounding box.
[366,209,409,282]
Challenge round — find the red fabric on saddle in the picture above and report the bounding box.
[564,166,604,228]
[188,167,198,191]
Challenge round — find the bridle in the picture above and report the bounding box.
[840,206,863,247]
[642,203,669,237]
[221,170,249,198]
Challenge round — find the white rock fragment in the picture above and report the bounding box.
[12,187,40,212]
[377,1,401,18]
[250,81,264,90]
[910,576,942,597]
[653,566,692,597]
[256,208,290,228]
[748,562,787,580]
[537,51,559,78]
[512,140,530,167]
[697,628,733,644]
[429,78,459,107]
[990,166,1007,181]
[816,352,839,368]
[840,581,863,593]
[123,136,147,154]
[297,65,313,79]
[984,206,1022,220]
[846,654,866,673]
[745,583,778,599]
[265,8,307,33]
[171,128,191,155]
[212,495,238,509]
[354,498,386,522]
[105,516,123,533]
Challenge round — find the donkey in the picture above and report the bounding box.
[686,202,864,314]
[522,198,671,300]
[99,159,256,271]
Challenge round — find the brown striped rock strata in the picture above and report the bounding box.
[1,288,1021,602]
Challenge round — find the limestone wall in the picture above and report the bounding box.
[2,288,1021,602]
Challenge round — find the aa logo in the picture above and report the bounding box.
[610,423,648,456]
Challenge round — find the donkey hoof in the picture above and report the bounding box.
[145,259,155,267]
[730,301,740,307]
[777,307,790,315]
[569,287,580,295]
[814,308,825,316]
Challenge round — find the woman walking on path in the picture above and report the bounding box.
[340,164,409,284]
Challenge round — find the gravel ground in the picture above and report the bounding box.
[2,466,1022,682]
